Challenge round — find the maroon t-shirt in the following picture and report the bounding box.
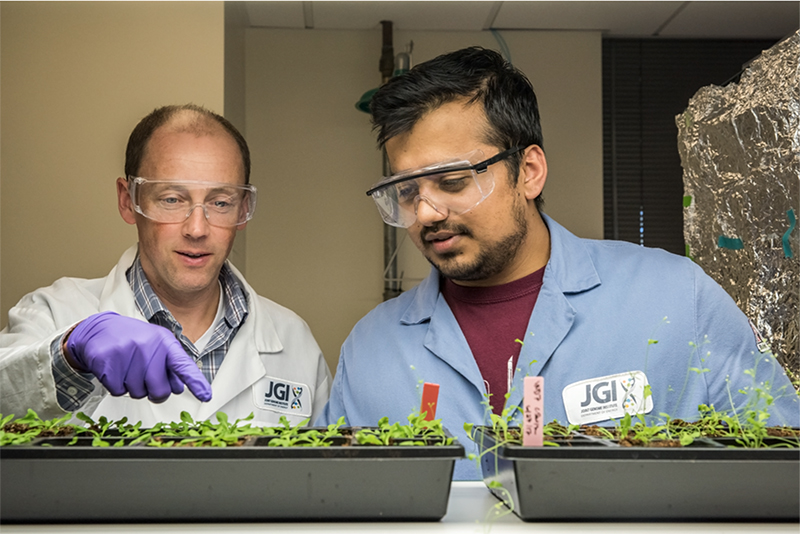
[441,267,545,415]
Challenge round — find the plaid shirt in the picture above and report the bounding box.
[52,256,249,411]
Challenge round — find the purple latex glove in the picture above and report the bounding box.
[65,311,212,403]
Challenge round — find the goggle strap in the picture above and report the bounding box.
[474,146,523,173]
[366,146,523,196]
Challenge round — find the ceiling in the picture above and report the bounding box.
[245,1,800,39]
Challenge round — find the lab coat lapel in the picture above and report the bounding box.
[196,266,279,421]
[403,270,485,395]
[98,245,144,319]
[505,215,601,414]
[505,282,576,413]
[424,293,485,392]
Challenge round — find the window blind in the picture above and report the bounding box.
[602,38,778,255]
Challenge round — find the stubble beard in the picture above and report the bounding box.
[421,195,529,282]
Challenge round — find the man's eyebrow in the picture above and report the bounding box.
[151,183,189,191]
[152,183,240,191]
[206,185,240,194]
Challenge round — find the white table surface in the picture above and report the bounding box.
[3,482,798,533]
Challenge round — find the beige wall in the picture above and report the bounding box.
[224,1,249,272]
[243,29,603,372]
[244,29,385,374]
[0,1,226,326]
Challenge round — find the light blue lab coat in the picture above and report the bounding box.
[318,215,799,480]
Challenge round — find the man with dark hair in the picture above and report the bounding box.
[1,104,331,427]
[318,47,798,480]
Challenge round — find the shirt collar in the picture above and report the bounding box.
[126,254,249,329]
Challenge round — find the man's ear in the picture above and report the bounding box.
[117,177,137,225]
[519,145,547,201]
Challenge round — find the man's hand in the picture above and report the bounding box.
[65,311,212,403]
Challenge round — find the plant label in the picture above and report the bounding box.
[523,376,544,446]
[420,383,440,421]
[561,370,653,425]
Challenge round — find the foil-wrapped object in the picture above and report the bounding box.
[677,31,799,386]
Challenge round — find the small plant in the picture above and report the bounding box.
[463,387,528,523]
[355,413,453,446]
[146,412,279,448]
[1,410,460,450]
[265,416,346,447]
[0,410,75,446]
[72,413,152,447]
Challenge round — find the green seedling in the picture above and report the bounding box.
[355,413,452,446]
[273,415,349,447]
[0,409,76,446]
[147,411,279,448]
[1,409,453,449]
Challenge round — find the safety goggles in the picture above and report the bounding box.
[366,146,522,228]
[128,177,257,227]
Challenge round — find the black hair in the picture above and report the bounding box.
[125,104,251,183]
[370,47,544,209]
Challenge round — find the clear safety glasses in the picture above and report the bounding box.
[366,146,522,228]
[128,177,257,227]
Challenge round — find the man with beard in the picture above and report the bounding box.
[317,47,799,480]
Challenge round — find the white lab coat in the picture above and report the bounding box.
[0,246,331,427]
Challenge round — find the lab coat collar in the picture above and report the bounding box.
[540,213,601,294]
[400,268,441,326]
[98,246,143,319]
[225,260,283,354]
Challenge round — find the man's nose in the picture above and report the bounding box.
[183,204,211,236]
[414,196,447,227]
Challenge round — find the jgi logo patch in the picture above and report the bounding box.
[562,371,653,425]
[252,376,311,417]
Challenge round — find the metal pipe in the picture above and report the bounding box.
[379,21,402,301]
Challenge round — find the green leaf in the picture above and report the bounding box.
[75,412,95,426]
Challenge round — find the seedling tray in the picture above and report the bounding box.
[0,428,464,523]
[472,426,799,521]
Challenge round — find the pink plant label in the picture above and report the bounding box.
[420,382,440,421]
[523,376,544,446]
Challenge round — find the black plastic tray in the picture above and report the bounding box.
[0,427,464,523]
[472,426,799,521]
